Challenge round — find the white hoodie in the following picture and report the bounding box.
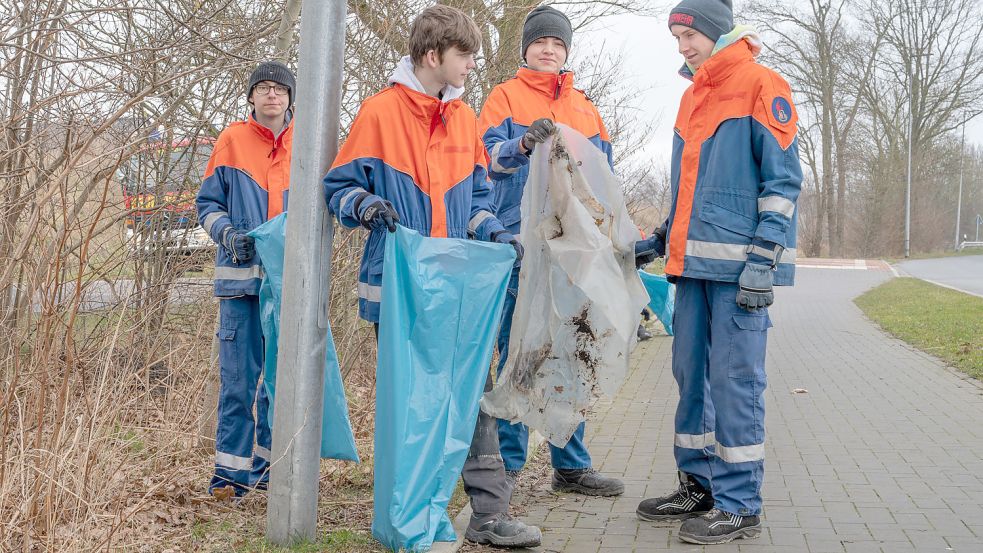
[387,55,465,102]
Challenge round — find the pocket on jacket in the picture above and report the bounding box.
[699,191,758,238]
[727,313,772,381]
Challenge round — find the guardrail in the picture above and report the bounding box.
[957,241,983,251]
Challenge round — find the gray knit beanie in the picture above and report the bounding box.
[521,6,573,60]
[668,0,734,43]
[247,61,296,108]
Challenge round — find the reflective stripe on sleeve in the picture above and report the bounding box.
[490,142,521,175]
[758,196,796,218]
[468,210,495,234]
[686,241,797,263]
[202,211,229,234]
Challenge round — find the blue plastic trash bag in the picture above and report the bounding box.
[373,226,515,552]
[248,213,359,462]
[638,271,675,336]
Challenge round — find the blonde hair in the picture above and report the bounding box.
[408,5,482,66]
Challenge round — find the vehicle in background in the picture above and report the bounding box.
[118,137,215,255]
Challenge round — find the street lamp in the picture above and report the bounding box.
[954,118,965,251]
[904,51,931,258]
[954,113,980,251]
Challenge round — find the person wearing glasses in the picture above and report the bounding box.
[196,60,295,498]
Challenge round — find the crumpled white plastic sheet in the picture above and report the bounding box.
[480,124,649,447]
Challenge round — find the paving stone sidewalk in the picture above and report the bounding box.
[507,267,983,552]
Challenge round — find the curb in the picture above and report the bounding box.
[433,431,547,553]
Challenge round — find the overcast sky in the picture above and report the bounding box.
[576,1,983,165]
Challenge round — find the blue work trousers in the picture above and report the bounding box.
[671,277,770,516]
[210,295,272,494]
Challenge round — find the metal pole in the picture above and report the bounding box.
[904,64,914,259]
[955,119,965,251]
[267,1,347,544]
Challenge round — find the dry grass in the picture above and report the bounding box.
[0,221,382,551]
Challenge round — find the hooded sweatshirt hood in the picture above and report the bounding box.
[680,25,762,79]
[388,55,465,102]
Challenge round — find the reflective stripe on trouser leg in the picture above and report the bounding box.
[462,368,511,514]
[671,278,715,492]
[706,280,768,516]
[211,295,267,492]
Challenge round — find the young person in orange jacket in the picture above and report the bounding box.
[636,0,803,545]
[478,5,629,499]
[197,61,295,498]
[322,6,539,548]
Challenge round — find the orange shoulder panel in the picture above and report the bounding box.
[203,122,271,189]
[330,89,417,180]
[478,84,514,136]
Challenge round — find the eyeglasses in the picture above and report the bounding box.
[254,84,289,96]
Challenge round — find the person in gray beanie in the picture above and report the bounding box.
[247,60,296,109]
[637,0,804,546]
[197,60,296,499]
[478,3,626,502]
[520,5,572,61]
[668,0,734,44]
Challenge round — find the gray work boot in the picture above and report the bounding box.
[637,471,713,521]
[552,467,624,496]
[465,512,542,548]
[678,508,762,544]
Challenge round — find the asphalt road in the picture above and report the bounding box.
[898,254,983,297]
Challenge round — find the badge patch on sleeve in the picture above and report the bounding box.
[771,97,793,125]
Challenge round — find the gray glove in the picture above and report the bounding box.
[521,118,555,152]
[736,262,774,311]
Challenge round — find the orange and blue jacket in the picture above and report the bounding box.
[665,38,802,286]
[197,112,293,297]
[323,64,507,323]
[479,68,612,235]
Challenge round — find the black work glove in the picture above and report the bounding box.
[358,197,400,232]
[521,118,556,153]
[492,230,524,266]
[220,227,255,264]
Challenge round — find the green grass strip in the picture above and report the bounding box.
[855,277,983,379]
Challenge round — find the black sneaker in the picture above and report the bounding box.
[552,467,624,496]
[636,472,713,521]
[465,512,542,548]
[678,508,762,544]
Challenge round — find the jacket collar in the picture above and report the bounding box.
[391,83,461,126]
[248,111,293,159]
[515,67,575,100]
[680,38,756,87]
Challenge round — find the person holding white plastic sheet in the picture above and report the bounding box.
[479,5,654,498]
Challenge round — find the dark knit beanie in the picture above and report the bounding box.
[247,61,296,108]
[521,5,573,60]
[668,0,734,44]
